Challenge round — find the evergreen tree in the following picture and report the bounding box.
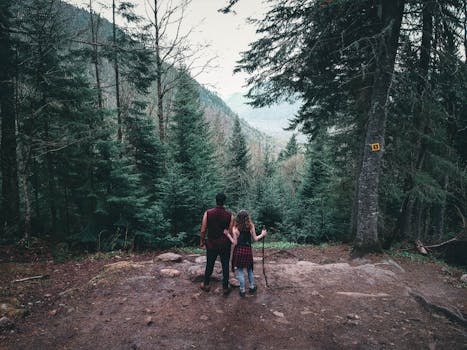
[225,116,251,208]
[164,71,219,241]
[278,134,299,161]
[0,0,19,239]
[253,148,282,230]
[17,0,94,237]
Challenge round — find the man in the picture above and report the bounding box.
[200,192,234,295]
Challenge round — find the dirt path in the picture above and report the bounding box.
[1,245,466,349]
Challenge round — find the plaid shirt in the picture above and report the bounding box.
[232,245,254,270]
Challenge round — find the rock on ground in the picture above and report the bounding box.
[101,261,144,273]
[0,316,14,331]
[156,253,183,262]
[160,269,181,278]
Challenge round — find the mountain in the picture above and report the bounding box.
[226,92,301,143]
[57,0,280,155]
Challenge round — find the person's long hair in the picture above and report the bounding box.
[235,210,251,232]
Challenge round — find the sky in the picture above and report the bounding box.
[65,0,269,99]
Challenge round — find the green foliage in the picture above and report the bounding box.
[278,134,299,161]
[225,116,251,209]
[253,241,299,250]
[235,0,467,252]
[2,0,466,258]
[164,72,219,242]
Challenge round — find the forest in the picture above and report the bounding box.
[0,0,466,259]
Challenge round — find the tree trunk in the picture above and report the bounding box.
[19,150,31,245]
[0,0,20,238]
[353,0,405,255]
[90,0,102,110]
[414,199,422,240]
[397,0,433,241]
[350,124,368,238]
[433,175,449,240]
[44,119,57,235]
[154,0,165,142]
[113,0,122,142]
[464,0,466,63]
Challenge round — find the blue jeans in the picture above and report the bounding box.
[236,267,255,292]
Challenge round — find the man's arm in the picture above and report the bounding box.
[200,211,207,249]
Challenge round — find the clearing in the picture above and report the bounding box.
[1,244,466,349]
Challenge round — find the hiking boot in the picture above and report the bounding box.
[200,283,210,292]
[248,285,257,294]
[239,290,246,298]
[223,287,231,296]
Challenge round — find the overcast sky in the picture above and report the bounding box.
[65,0,268,99]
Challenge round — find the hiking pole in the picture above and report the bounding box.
[262,226,269,287]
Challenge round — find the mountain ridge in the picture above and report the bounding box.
[58,0,280,154]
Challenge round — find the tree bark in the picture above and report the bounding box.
[433,175,448,240]
[0,0,20,238]
[113,0,122,142]
[20,162,31,244]
[464,0,466,64]
[397,0,434,241]
[44,118,57,234]
[90,0,102,110]
[353,0,405,254]
[153,0,165,142]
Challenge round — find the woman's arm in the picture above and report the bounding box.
[251,222,267,241]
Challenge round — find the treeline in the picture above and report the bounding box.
[0,0,263,251]
[1,0,466,255]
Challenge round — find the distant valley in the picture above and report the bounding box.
[225,92,301,144]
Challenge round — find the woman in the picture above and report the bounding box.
[224,210,267,297]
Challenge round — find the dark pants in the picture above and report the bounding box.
[204,247,230,289]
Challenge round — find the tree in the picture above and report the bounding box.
[164,71,219,239]
[353,0,405,254]
[225,116,251,208]
[112,0,122,141]
[0,0,20,239]
[88,0,103,110]
[235,0,406,254]
[144,0,214,143]
[279,134,299,161]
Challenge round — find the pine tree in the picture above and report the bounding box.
[225,116,251,208]
[0,0,20,239]
[278,134,299,161]
[164,71,219,241]
[236,0,405,253]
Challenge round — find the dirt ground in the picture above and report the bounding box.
[1,244,466,350]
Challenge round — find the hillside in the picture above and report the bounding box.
[58,1,279,154]
[226,92,301,143]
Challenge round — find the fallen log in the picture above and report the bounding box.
[424,236,461,249]
[12,275,49,283]
[415,206,466,257]
[409,290,467,328]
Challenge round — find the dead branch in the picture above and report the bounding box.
[424,236,461,249]
[12,275,49,283]
[417,206,466,251]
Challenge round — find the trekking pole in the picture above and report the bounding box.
[262,226,269,287]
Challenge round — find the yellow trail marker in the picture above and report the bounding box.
[371,143,381,152]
